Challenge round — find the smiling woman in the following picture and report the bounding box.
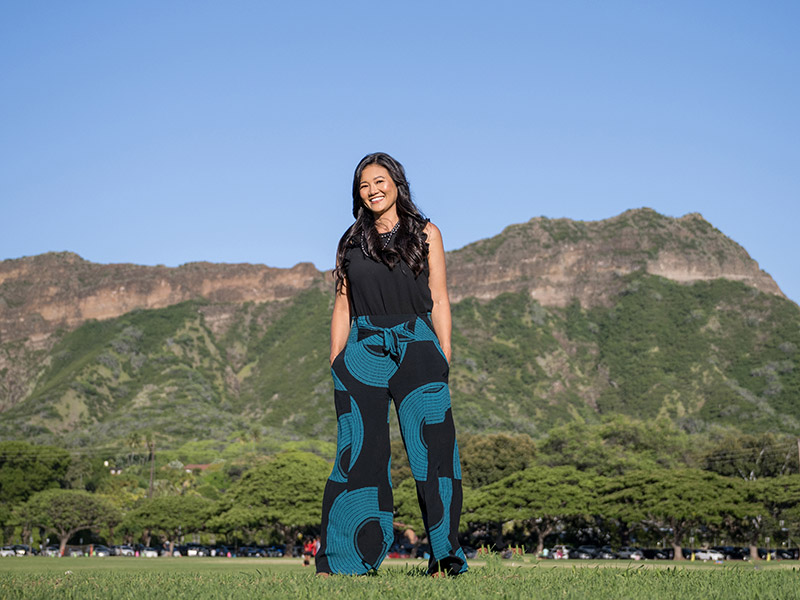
[315,153,467,578]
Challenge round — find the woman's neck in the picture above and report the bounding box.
[374,214,399,234]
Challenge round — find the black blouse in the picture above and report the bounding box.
[344,233,433,316]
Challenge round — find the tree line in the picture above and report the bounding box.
[1,417,799,559]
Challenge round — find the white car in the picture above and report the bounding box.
[694,548,725,561]
[0,546,16,557]
[114,545,135,556]
[141,547,159,558]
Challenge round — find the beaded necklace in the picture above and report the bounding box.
[361,221,400,257]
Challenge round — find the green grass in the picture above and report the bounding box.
[1,557,798,599]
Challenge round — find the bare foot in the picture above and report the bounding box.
[431,571,447,578]
[316,572,330,578]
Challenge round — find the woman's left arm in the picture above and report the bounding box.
[425,222,452,363]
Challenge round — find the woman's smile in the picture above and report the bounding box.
[359,164,398,217]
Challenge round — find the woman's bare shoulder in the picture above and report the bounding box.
[423,221,442,241]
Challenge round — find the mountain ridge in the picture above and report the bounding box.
[446,208,784,306]
[1,208,787,346]
[1,208,797,446]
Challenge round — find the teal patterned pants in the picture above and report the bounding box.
[316,313,467,576]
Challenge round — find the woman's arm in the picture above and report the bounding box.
[425,222,452,363]
[330,274,352,365]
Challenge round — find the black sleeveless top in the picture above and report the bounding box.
[344,231,433,316]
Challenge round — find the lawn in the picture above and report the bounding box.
[1,556,798,599]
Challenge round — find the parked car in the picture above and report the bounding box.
[184,543,210,557]
[65,547,84,557]
[596,546,617,559]
[211,545,235,557]
[693,548,725,561]
[642,548,672,560]
[617,546,644,560]
[572,545,598,559]
[113,545,135,556]
[712,546,747,560]
[0,546,16,557]
[266,544,286,558]
[92,545,112,557]
[42,546,61,557]
[141,547,159,558]
[757,548,777,560]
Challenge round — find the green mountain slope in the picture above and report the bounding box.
[2,271,798,448]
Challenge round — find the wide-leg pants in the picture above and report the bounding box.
[316,313,468,575]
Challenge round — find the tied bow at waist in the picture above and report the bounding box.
[357,320,417,363]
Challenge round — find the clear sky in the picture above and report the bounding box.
[2,1,798,304]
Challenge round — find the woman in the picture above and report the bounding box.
[315,152,467,577]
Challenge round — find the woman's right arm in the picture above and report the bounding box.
[330,276,351,365]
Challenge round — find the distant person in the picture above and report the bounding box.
[303,539,315,566]
[315,152,467,578]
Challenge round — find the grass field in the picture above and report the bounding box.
[1,556,798,599]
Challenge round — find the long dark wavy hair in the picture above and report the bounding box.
[333,152,429,292]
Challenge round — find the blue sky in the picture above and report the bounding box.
[2,1,798,303]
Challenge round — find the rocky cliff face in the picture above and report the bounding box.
[0,252,326,344]
[446,208,784,307]
[0,209,786,346]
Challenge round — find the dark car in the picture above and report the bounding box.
[212,545,236,557]
[642,548,672,560]
[776,548,797,560]
[617,546,644,560]
[757,548,777,560]
[596,546,617,559]
[265,544,286,557]
[571,545,598,559]
[12,545,35,556]
[712,546,748,560]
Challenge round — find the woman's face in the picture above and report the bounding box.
[359,164,398,218]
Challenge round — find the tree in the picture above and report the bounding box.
[701,432,798,480]
[537,416,691,476]
[733,475,800,560]
[602,469,744,560]
[127,495,212,556]
[209,451,329,543]
[464,465,601,554]
[458,433,537,488]
[0,441,70,505]
[21,488,119,555]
